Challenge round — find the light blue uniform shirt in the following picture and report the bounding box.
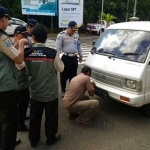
[56,30,82,56]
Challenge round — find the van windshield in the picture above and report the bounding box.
[94,29,150,63]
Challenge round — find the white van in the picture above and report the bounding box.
[84,21,150,116]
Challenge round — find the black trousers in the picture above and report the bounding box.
[16,88,30,128]
[60,55,78,92]
[0,90,17,150]
[29,98,58,145]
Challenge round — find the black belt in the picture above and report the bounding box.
[63,52,77,57]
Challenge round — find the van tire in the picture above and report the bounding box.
[145,104,150,117]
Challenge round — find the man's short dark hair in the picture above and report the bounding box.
[81,66,91,74]
[31,24,47,43]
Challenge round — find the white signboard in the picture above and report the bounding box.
[21,0,58,16]
[59,0,84,28]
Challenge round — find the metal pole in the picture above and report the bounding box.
[133,0,137,17]
[51,16,53,34]
[100,0,104,35]
[27,15,29,21]
[0,121,2,148]
[125,0,129,22]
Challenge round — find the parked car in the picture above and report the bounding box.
[86,20,115,35]
[5,18,27,35]
[85,21,150,116]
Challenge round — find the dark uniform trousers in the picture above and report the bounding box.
[0,90,17,150]
[29,98,58,145]
[16,88,30,128]
[60,55,78,92]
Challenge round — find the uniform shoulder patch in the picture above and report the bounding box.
[57,33,63,40]
[4,39,12,47]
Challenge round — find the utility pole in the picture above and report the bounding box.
[133,0,137,17]
[51,16,53,34]
[125,0,129,22]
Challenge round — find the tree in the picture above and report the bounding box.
[1,0,150,29]
[100,12,117,23]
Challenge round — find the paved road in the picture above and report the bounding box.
[14,36,150,150]
[15,63,150,150]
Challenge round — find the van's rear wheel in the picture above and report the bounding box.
[145,104,150,117]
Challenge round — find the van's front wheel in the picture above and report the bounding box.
[145,104,150,117]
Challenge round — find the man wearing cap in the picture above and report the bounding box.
[56,21,82,97]
[14,25,30,132]
[0,6,27,150]
[27,18,38,34]
[27,18,38,46]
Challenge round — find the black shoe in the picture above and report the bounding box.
[16,138,21,146]
[17,125,29,132]
[46,134,61,145]
[25,116,30,120]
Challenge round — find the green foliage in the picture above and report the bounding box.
[99,12,117,22]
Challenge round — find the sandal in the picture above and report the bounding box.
[76,117,93,126]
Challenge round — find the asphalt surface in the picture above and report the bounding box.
[15,35,150,150]
[16,64,150,150]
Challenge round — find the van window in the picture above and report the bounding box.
[94,29,150,63]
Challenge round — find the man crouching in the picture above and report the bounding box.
[63,66,99,125]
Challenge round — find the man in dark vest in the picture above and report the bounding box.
[24,24,64,148]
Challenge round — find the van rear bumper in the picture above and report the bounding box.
[94,81,144,107]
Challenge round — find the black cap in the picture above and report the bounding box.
[0,6,11,19]
[14,25,28,36]
[27,18,38,26]
[68,21,78,31]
